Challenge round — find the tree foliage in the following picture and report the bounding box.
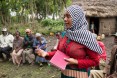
[0,0,71,26]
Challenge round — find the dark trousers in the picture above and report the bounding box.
[0,46,12,59]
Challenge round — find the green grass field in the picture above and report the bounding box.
[0,61,60,78]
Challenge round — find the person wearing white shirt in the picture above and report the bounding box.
[0,28,14,61]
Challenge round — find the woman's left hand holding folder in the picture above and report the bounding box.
[64,58,78,65]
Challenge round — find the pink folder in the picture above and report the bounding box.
[49,50,69,70]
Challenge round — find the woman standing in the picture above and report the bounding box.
[36,5,102,78]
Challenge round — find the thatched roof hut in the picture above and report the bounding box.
[72,0,117,35]
[72,0,117,17]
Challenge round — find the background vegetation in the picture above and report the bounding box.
[0,0,72,35]
[0,1,71,78]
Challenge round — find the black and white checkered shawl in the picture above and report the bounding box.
[65,5,102,54]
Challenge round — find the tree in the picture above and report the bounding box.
[0,0,72,27]
[35,0,71,20]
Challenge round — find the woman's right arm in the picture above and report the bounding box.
[45,51,56,60]
[36,49,56,60]
[37,35,62,60]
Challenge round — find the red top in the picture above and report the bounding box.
[47,36,99,69]
[98,41,106,61]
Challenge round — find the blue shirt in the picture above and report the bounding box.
[33,37,47,50]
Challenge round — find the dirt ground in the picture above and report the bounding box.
[0,35,115,78]
[102,36,115,58]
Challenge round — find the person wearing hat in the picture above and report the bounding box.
[22,29,35,65]
[33,33,47,66]
[0,27,14,61]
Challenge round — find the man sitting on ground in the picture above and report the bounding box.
[0,28,14,61]
[22,29,35,65]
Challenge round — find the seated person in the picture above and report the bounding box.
[51,32,61,51]
[0,28,14,61]
[11,31,23,66]
[97,36,106,70]
[51,31,66,51]
[33,33,47,66]
[104,45,117,78]
[89,45,117,78]
[22,29,35,65]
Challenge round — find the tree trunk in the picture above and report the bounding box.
[1,14,5,25]
[52,0,55,20]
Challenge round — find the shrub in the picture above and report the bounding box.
[41,19,52,27]
[0,19,64,36]
[41,19,64,27]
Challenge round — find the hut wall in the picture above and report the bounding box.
[99,18,116,35]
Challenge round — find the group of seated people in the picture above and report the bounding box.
[0,27,117,78]
[0,27,48,67]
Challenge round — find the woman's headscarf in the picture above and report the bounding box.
[65,5,102,54]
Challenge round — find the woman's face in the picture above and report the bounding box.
[64,11,72,29]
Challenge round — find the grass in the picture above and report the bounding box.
[0,61,60,78]
[0,35,60,78]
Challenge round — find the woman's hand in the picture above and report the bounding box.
[35,49,48,58]
[64,58,78,65]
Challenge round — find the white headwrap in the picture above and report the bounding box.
[35,33,42,37]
